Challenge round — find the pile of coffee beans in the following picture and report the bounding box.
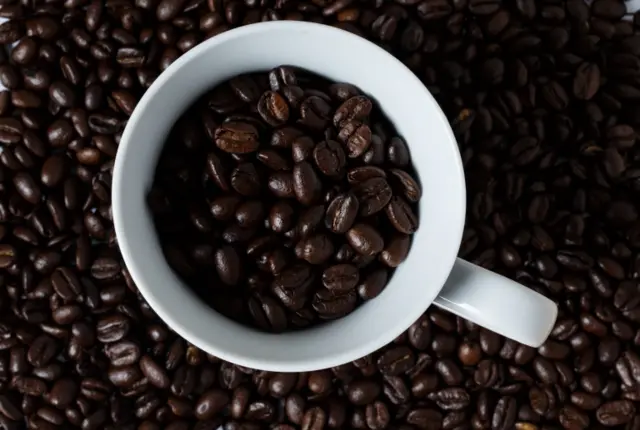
[148,67,420,331]
[0,0,640,428]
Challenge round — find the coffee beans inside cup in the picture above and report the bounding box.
[148,66,421,332]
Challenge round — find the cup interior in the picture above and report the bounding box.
[113,21,466,371]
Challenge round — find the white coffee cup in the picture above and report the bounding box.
[112,21,558,372]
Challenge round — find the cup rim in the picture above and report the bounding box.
[113,21,466,371]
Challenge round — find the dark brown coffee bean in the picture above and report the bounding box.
[108,364,143,388]
[388,137,410,167]
[596,400,635,426]
[334,96,372,127]
[41,155,67,188]
[347,166,386,184]
[378,347,415,376]
[231,163,260,196]
[257,149,290,171]
[354,177,392,216]
[313,140,346,177]
[293,161,322,205]
[299,96,331,131]
[292,136,315,162]
[325,192,359,233]
[0,395,22,421]
[385,196,418,234]
[388,169,421,202]
[140,355,170,389]
[13,171,41,204]
[347,224,384,256]
[48,379,78,408]
[380,234,411,267]
[27,335,57,367]
[258,91,290,126]
[215,122,260,153]
[356,268,388,300]
[295,234,334,265]
[312,288,357,319]
[96,314,131,343]
[214,246,241,285]
[322,264,359,292]
[347,380,381,405]
[248,293,287,332]
[338,120,371,158]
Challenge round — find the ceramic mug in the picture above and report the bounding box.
[112,21,558,372]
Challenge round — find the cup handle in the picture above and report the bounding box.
[433,258,558,347]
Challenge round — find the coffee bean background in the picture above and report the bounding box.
[148,67,421,332]
[0,0,640,428]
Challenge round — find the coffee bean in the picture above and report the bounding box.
[388,169,421,203]
[27,335,57,367]
[258,91,290,126]
[108,365,143,388]
[596,400,635,426]
[385,197,418,234]
[354,177,392,216]
[380,235,411,268]
[140,355,170,389]
[13,171,41,204]
[299,95,331,130]
[295,234,334,265]
[347,224,384,256]
[215,122,260,153]
[388,137,410,167]
[293,161,322,205]
[0,395,22,421]
[378,347,415,376]
[231,163,261,196]
[313,140,346,177]
[338,120,372,158]
[248,293,287,332]
[334,96,372,127]
[96,314,131,343]
[322,264,359,292]
[325,192,359,233]
[347,380,380,405]
[214,246,240,285]
[268,172,296,198]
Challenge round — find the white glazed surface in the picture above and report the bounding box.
[113,21,466,371]
[435,259,558,348]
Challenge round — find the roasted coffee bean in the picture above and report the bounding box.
[293,161,322,206]
[322,264,359,292]
[377,347,415,376]
[313,140,346,177]
[325,192,359,233]
[258,91,289,126]
[347,166,386,184]
[214,246,241,285]
[312,288,357,319]
[96,314,131,343]
[386,196,418,234]
[27,335,57,367]
[347,380,381,405]
[215,122,260,153]
[346,224,384,256]
[295,234,334,265]
[248,293,287,332]
[354,177,392,216]
[231,163,261,196]
[380,234,411,267]
[388,169,421,203]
